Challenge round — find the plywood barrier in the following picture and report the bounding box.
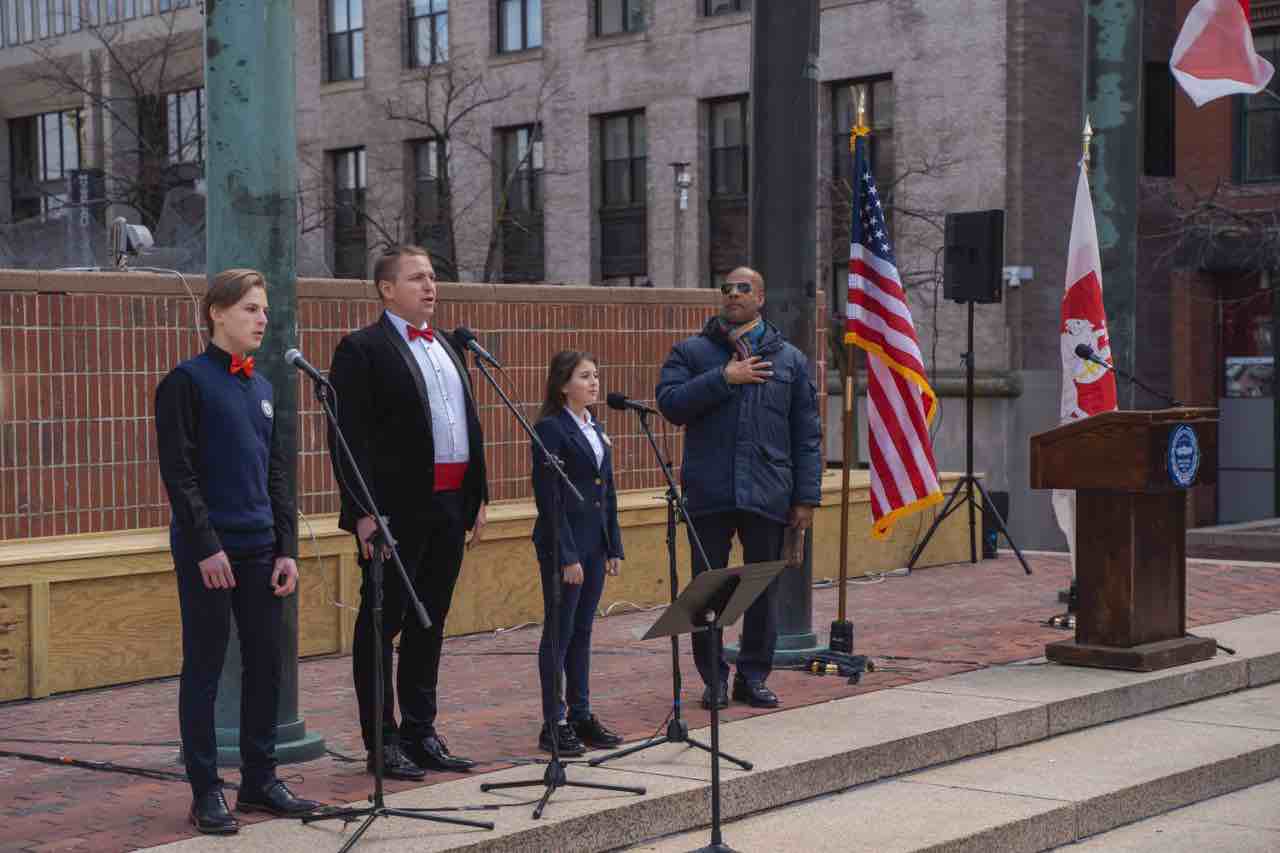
[0,471,973,701]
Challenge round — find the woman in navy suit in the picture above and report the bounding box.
[531,351,626,756]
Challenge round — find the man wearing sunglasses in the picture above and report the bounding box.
[656,266,823,710]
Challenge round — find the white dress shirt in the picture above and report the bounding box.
[567,406,604,468]
[385,310,470,465]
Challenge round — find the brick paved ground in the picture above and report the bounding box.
[2,552,1279,852]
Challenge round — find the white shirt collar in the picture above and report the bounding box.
[565,406,594,427]
[384,309,432,341]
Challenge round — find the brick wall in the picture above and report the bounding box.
[0,272,826,541]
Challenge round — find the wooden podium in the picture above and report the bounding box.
[1029,408,1218,671]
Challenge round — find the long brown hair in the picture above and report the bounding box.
[538,350,598,422]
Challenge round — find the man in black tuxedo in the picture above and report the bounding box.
[328,245,488,779]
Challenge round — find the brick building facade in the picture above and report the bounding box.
[0,1,1276,544]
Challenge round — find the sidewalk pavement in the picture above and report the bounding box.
[1,552,1278,853]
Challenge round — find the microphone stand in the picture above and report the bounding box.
[470,358,645,819]
[590,407,752,771]
[1094,358,1183,408]
[300,377,494,849]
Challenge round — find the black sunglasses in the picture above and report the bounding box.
[720,281,753,295]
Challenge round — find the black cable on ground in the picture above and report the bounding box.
[0,748,229,788]
[0,736,181,748]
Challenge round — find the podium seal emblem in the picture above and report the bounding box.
[1168,424,1200,488]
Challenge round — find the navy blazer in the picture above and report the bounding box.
[531,408,624,569]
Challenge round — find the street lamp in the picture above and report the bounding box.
[670,162,691,288]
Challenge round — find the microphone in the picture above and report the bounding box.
[285,348,329,385]
[1074,343,1110,369]
[452,326,503,370]
[1073,344,1182,407]
[607,392,659,416]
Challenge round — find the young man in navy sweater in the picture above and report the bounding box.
[156,269,319,834]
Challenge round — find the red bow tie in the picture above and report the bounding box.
[230,355,254,378]
[407,326,434,343]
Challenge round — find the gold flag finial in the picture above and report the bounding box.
[850,88,871,151]
[1082,115,1094,170]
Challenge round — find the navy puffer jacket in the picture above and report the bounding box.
[656,317,823,524]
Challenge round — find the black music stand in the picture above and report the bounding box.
[589,408,751,772]
[644,560,787,853]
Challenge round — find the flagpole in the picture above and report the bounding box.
[839,342,853,623]
[833,93,869,648]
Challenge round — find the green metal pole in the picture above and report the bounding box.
[205,0,324,766]
[1085,0,1143,408]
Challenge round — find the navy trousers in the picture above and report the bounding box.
[537,551,607,725]
[686,510,786,688]
[175,544,282,798]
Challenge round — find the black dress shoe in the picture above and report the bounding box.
[403,734,476,772]
[539,722,586,757]
[367,742,427,781]
[189,787,239,835]
[701,683,729,710]
[571,715,623,748]
[236,780,322,817]
[732,678,779,708]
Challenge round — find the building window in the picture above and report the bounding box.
[1144,63,1175,178]
[599,111,646,282]
[830,78,894,297]
[158,0,193,10]
[333,147,367,278]
[1238,30,1279,183]
[497,124,544,281]
[704,0,747,15]
[409,0,448,67]
[413,138,453,276]
[497,0,541,53]
[596,0,643,36]
[10,109,83,220]
[707,96,749,287]
[328,0,364,82]
[166,87,205,166]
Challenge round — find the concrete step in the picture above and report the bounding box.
[631,682,1280,852]
[1055,777,1280,852]
[141,611,1280,853]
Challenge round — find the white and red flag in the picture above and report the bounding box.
[1053,160,1119,569]
[1059,163,1118,422]
[845,130,942,539]
[1170,0,1275,107]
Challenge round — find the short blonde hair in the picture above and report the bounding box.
[203,269,266,337]
[373,245,432,298]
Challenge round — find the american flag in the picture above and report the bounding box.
[844,131,943,538]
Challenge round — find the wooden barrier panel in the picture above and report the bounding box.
[0,471,972,701]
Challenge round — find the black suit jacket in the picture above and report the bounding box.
[327,314,488,534]
[531,408,624,569]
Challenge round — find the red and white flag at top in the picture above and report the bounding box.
[1059,162,1118,422]
[1170,0,1275,107]
[1054,155,1118,572]
[845,130,942,539]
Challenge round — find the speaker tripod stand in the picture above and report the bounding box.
[907,300,1031,575]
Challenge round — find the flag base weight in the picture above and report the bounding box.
[829,619,854,654]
